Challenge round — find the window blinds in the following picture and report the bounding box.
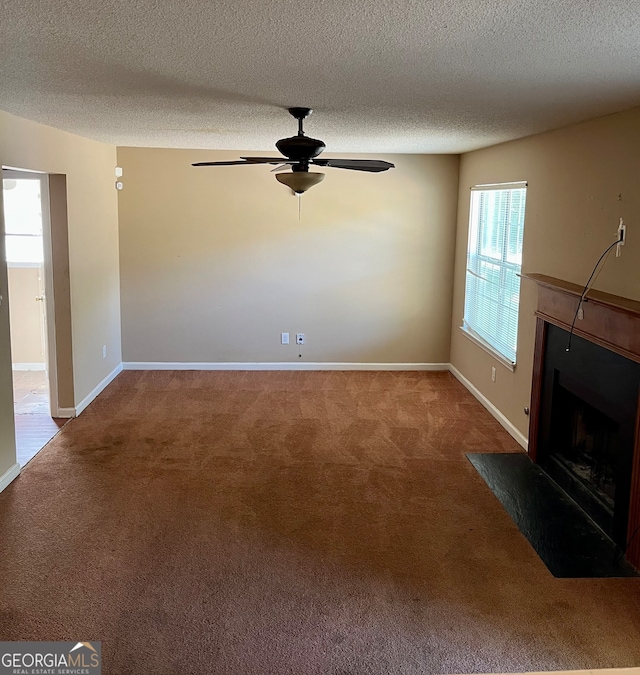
[463,183,527,365]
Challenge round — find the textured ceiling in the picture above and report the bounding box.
[1,0,640,153]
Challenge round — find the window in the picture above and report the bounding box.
[462,182,527,367]
[2,177,44,265]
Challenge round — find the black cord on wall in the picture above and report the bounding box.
[565,237,622,352]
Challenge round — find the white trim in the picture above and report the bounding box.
[122,362,450,372]
[12,362,46,371]
[3,165,47,174]
[74,363,123,415]
[0,463,20,494]
[7,262,42,269]
[448,364,528,450]
[54,407,76,419]
[459,325,516,372]
[39,174,59,420]
[471,181,528,191]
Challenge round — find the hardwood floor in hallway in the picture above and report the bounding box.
[12,369,66,466]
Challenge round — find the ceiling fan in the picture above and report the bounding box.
[192,107,395,194]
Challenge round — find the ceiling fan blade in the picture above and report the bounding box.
[240,157,293,164]
[311,159,395,172]
[192,160,258,167]
[193,157,292,167]
[270,164,290,172]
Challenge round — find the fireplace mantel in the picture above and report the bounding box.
[524,273,640,570]
[521,273,640,364]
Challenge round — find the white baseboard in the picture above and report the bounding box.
[0,462,20,494]
[122,362,450,371]
[75,363,123,415]
[54,407,76,419]
[12,363,46,371]
[448,365,528,450]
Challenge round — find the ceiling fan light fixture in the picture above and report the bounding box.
[275,171,325,195]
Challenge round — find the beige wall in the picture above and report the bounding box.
[451,106,640,440]
[7,266,45,365]
[0,110,121,475]
[117,149,459,364]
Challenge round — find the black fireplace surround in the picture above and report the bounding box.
[537,324,640,547]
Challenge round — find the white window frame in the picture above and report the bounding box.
[460,181,527,371]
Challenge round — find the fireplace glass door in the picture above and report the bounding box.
[547,383,619,534]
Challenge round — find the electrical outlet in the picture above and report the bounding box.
[281,332,289,345]
[296,333,305,345]
[491,366,496,382]
[618,218,626,244]
[102,345,107,359]
[617,218,626,257]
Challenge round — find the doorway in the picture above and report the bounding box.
[2,169,66,466]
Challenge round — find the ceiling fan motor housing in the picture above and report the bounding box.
[275,135,326,161]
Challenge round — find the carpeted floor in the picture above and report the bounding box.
[0,371,639,674]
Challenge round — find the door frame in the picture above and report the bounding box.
[2,169,60,417]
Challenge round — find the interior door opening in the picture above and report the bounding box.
[2,169,66,466]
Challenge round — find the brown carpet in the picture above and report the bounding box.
[1,370,639,674]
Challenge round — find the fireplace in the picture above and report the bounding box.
[549,386,618,521]
[525,274,640,569]
[536,324,638,546]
